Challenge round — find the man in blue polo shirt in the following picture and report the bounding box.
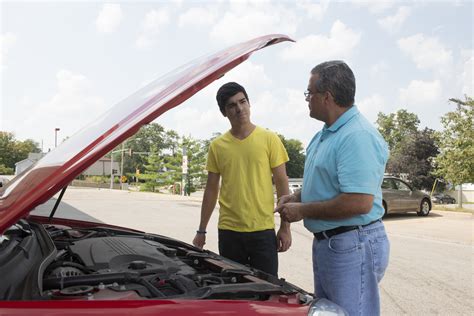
[275,61,390,315]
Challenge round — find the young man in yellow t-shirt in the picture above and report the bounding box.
[192,82,291,276]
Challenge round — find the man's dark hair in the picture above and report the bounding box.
[311,61,355,108]
[216,82,249,115]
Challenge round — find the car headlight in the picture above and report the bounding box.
[308,298,348,316]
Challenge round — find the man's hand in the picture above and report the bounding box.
[275,202,304,223]
[277,194,298,207]
[192,233,206,249]
[276,226,292,252]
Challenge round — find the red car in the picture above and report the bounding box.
[0,35,346,315]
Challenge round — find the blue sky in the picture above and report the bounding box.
[1,0,472,151]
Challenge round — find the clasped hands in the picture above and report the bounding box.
[275,194,304,223]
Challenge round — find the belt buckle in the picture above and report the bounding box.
[322,231,329,239]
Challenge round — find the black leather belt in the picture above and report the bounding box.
[313,219,381,241]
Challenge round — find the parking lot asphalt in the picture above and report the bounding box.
[33,187,473,315]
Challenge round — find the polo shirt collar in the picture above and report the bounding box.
[324,105,359,132]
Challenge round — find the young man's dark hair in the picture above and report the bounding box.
[216,82,249,116]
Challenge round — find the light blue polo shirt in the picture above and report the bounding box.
[302,105,389,233]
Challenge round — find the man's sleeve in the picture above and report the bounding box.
[269,133,289,168]
[206,142,220,173]
[336,131,388,195]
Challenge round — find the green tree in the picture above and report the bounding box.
[183,136,207,193]
[376,109,419,151]
[435,97,474,206]
[0,164,13,174]
[140,145,164,192]
[278,134,305,178]
[376,110,440,190]
[120,123,166,175]
[0,132,40,174]
[163,130,181,156]
[387,128,439,190]
[0,132,16,170]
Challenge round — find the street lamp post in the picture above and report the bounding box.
[54,128,60,148]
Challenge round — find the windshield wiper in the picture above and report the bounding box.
[49,186,68,221]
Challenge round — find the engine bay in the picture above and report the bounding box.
[0,220,312,303]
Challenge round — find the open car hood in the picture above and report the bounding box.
[0,34,293,234]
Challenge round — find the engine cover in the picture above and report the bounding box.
[69,237,195,276]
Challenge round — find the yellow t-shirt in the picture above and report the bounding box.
[206,126,289,232]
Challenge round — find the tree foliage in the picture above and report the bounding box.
[376,109,420,151]
[0,132,41,174]
[376,110,438,190]
[138,134,207,193]
[182,136,207,193]
[435,97,474,186]
[387,128,439,190]
[118,123,166,176]
[278,134,305,178]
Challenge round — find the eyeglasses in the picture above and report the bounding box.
[304,90,313,98]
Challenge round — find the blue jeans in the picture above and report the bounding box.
[312,220,390,316]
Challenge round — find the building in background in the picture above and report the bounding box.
[82,157,120,176]
[15,153,45,175]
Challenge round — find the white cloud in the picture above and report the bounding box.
[96,3,123,33]
[399,79,442,106]
[136,9,170,49]
[398,34,453,74]
[20,70,106,150]
[280,20,361,62]
[210,2,298,44]
[296,0,330,20]
[369,61,389,78]
[460,50,473,96]
[219,61,272,88]
[352,0,396,14]
[143,9,170,32]
[0,32,17,71]
[357,94,388,124]
[378,6,411,33]
[178,7,217,28]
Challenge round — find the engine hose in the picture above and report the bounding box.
[43,271,166,298]
[43,271,142,290]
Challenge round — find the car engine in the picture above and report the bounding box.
[0,220,311,303]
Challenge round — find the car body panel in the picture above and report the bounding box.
[392,179,418,210]
[0,34,293,234]
[0,299,310,315]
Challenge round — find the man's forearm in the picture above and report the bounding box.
[300,193,373,220]
[272,164,291,230]
[279,219,291,230]
[199,191,217,230]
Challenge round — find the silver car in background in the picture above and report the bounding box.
[382,176,432,216]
